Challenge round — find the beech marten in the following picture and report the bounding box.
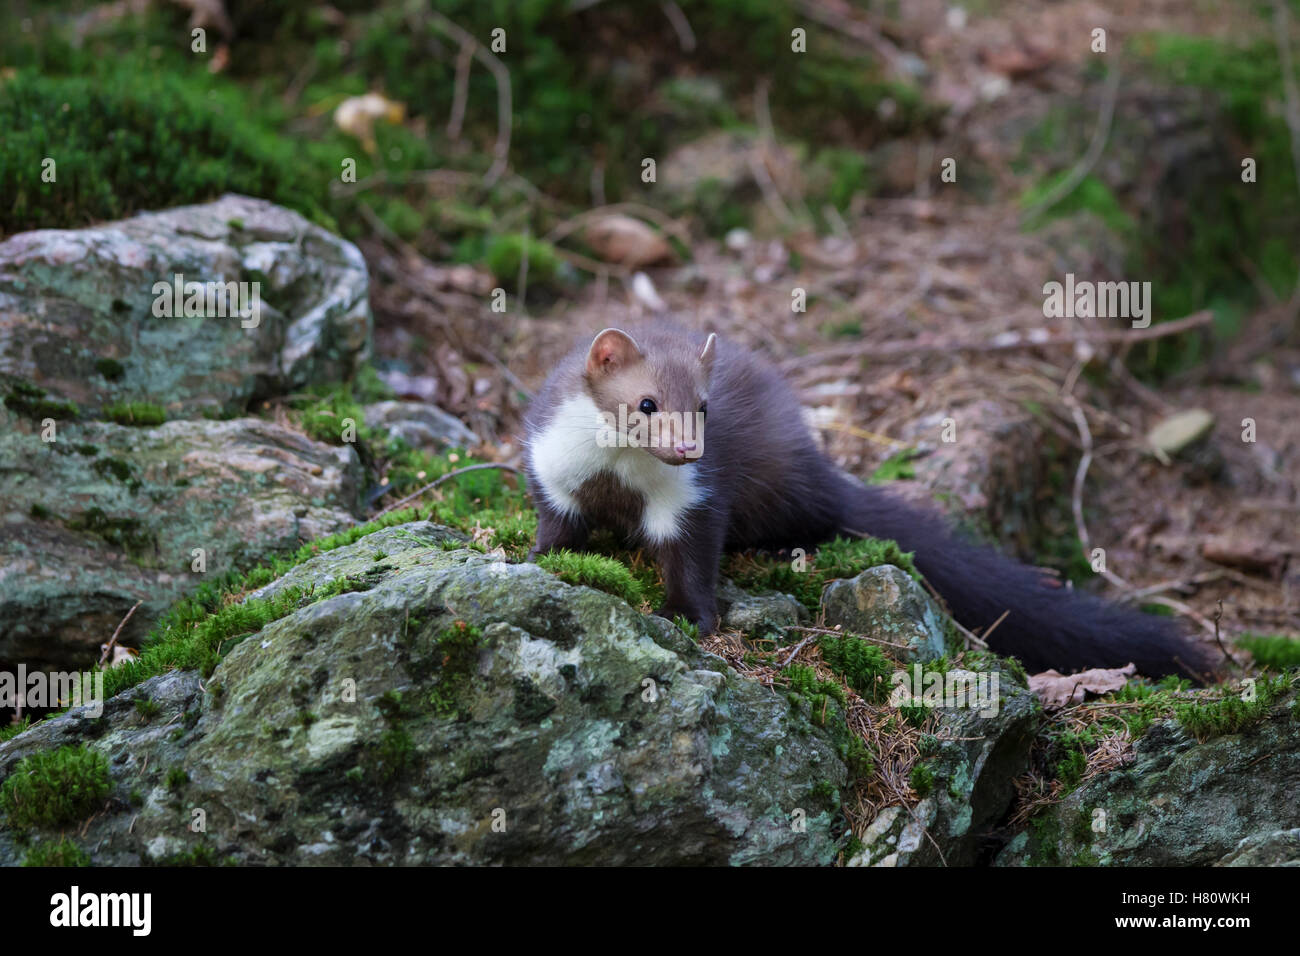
[524,325,1217,680]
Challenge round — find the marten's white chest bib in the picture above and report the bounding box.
[529,393,703,543]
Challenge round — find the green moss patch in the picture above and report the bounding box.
[101,402,166,427]
[3,382,79,422]
[22,838,91,867]
[817,633,895,704]
[1175,675,1290,741]
[1238,634,1300,671]
[536,550,646,606]
[0,718,31,743]
[0,745,111,831]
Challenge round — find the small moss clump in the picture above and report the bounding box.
[0,745,111,830]
[94,358,126,381]
[428,621,486,720]
[1175,675,1290,741]
[1054,748,1089,791]
[909,763,935,797]
[536,549,646,606]
[1027,813,1063,866]
[22,838,92,867]
[3,382,79,422]
[0,718,31,743]
[165,767,190,791]
[91,456,135,485]
[134,698,162,722]
[369,727,416,783]
[66,507,153,554]
[817,633,894,704]
[102,402,166,427]
[672,615,700,641]
[786,663,847,726]
[842,735,875,782]
[150,842,230,867]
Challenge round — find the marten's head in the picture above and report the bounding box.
[582,327,714,466]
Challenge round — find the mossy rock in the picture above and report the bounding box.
[997,683,1300,866]
[0,524,851,866]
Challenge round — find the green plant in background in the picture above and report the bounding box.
[0,68,337,234]
[483,234,562,292]
[0,0,921,268]
[0,718,31,743]
[1238,633,1300,671]
[1019,173,1137,239]
[869,449,918,484]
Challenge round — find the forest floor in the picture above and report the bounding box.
[366,0,1300,666]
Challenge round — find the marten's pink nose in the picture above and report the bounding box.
[675,441,697,458]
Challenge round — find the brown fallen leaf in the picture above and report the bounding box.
[98,644,140,669]
[582,215,675,268]
[1028,663,1137,711]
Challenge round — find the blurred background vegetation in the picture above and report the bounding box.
[1,0,1298,380]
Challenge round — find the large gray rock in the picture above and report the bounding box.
[0,414,363,670]
[0,524,850,866]
[718,579,808,640]
[0,193,371,419]
[362,400,480,450]
[821,565,951,662]
[0,196,374,669]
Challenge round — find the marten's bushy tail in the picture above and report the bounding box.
[837,478,1219,681]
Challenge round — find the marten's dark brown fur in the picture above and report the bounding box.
[524,325,1217,680]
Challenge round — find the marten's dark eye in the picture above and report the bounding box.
[638,398,657,416]
[698,402,707,419]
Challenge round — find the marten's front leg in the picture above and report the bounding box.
[654,510,726,633]
[527,500,588,560]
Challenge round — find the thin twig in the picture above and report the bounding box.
[1020,62,1122,226]
[781,310,1214,373]
[781,635,816,667]
[417,8,513,186]
[101,600,143,666]
[1212,598,1245,669]
[660,0,696,51]
[447,40,474,140]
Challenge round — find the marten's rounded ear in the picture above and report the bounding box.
[585,328,642,377]
[698,333,717,372]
